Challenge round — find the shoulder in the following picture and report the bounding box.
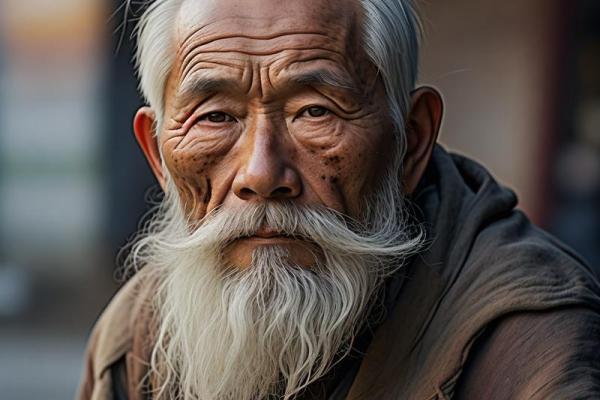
[78,267,158,399]
[454,307,600,400]
[417,210,600,398]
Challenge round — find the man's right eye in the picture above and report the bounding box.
[198,112,235,123]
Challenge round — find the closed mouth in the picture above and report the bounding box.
[233,226,307,242]
[241,236,297,244]
[254,226,288,239]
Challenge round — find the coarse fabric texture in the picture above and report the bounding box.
[343,145,600,399]
[78,145,600,399]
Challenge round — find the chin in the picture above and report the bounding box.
[224,237,323,269]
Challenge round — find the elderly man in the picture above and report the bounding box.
[80,0,600,399]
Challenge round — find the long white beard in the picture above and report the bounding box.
[125,157,423,400]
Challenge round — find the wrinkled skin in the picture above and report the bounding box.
[134,0,443,268]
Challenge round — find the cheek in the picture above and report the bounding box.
[162,130,237,220]
[165,152,216,220]
[293,119,394,217]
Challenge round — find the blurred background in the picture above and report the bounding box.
[0,0,598,398]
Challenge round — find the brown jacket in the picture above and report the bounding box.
[79,146,600,399]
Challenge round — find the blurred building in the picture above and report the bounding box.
[419,0,600,265]
[0,1,114,398]
[548,1,600,267]
[0,1,598,399]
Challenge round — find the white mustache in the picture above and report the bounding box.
[163,201,422,260]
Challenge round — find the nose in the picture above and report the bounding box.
[232,119,302,201]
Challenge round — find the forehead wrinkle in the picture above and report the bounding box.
[177,29,335,59]
[178,36,346,82]
[174,10,350,52]
[178,32,336,74]
[173,0,363,82]
[181,61,246,89]
[182,48,350,83]
[180,59,247,91]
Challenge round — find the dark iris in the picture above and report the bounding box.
[306,106,328,117]
[204,112,232,123]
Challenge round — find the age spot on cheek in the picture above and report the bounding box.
[328,156,343,172]
[200,155,217,168]
[321,154,344,172]
[185,155,218,176]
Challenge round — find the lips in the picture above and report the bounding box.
[224,226,322,269]
[254,226,287,238]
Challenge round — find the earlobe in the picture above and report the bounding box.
[133,107,167,189]
[402,86,444,194]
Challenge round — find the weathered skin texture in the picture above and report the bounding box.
[79,5,600,400]
[134,0,442,268]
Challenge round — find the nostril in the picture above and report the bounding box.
[271,187,292,197]
[239,187,256,198]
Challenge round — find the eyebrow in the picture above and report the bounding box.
[175,68,361,106]
[176,74,243,106]
[286,69,361,95]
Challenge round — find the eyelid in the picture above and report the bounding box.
[196,110,237,123]
[294,105,335,121]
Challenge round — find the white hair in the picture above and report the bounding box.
[133,0,422,139]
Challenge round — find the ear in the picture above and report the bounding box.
[402,86,444,194]
[134,107,167,189]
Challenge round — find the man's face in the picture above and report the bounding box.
[156,0,395,268]
[129,2,442,397]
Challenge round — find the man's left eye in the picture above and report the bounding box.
[301,106,330,118]
[199,112,235,123]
